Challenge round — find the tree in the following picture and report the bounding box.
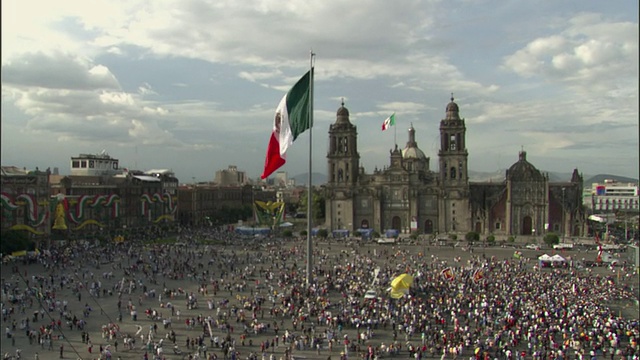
[300,230,308,237]
[507,236,516,243]
[298,189,325,222]
[465,231,480,243]
[543,233,560,246]
[317,229,329,239]
[282,230,293,238]
[486,234,496,245]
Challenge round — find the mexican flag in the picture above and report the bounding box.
[382,113,395,131]
[261,70,312,179]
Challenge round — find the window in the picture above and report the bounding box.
[495,222,501,230]
[72,160,80,168]
[450,134,456,150]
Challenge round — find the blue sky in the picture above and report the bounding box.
[2,0,638,182]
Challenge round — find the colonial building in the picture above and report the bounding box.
[324,98,585,238]
[1,166,52,240]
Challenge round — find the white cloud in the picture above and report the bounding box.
[1,1,637,180]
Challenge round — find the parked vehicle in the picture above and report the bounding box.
[553,243,574,250]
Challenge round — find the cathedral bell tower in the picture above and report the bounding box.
[325,101,359,234]
[438,96,470,233]
[327,101,359,186]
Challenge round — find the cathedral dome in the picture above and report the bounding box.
[337,104,349,117]
[445,95,460,120]
[507,151,544,181]
[334,99,352,126]
[402,124,427,160]
[402,147,427,160]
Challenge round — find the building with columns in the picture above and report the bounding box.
[323,97,585,238]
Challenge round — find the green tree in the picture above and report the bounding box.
[448,233,458,241]
[0,230,35,254]
[486,234,496,245]
[465,231,480,243]
[298,189,325,223]
[543,232,560,246]
[300,230,308,237]
[317,229,329,238]
[507,236,516,243]
[282,230,293,238]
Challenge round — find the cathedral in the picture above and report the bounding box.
[323,97,586,238]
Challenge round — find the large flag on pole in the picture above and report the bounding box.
[261,71,312,179]
[381,113,395,131]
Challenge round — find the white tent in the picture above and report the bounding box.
[538,254,552,261]
[279,222,294,227]
[550,254,566,262]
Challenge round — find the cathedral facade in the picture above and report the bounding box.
[323,98,586,238]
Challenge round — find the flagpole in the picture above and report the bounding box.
[394,120,397,148]
[306,51,315,286]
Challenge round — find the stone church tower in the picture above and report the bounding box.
[325,102,360,231]
[438,97,471,233]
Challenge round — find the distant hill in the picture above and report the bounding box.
[291,172,327,186]
[583,174,638,186]
[292,171,637,187]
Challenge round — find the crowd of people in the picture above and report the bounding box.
[1,226,638,360]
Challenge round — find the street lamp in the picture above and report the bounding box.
[561,187,566,243]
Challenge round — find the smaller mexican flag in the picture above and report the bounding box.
[381,113,395,131]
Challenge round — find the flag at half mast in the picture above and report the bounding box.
[381,113,395,131]
[261,70,312,179]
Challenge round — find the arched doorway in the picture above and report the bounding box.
[424,219,433,234]
[391,216,401,231]
[521,216,532,235]
[475,222,482,233]
[360,219,369,229]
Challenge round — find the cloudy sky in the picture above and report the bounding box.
[2,0,638,182]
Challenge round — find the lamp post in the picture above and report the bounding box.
[561,187,566,243]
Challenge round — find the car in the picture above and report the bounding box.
[553,243,574,250]
[364,290,377,299]
[525,244,540,250]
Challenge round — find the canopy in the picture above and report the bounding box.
[279,222,293,227]
[538,254,552,261]
[332,229,349,238]
[356,228,374,238]
[550,254,566,262]
[235,226,271,235]
[385,229,399,238]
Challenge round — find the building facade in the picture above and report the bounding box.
[324,98,585,238]
[2,154,179,244]
[588,179,639,213]
[214,165,248,186]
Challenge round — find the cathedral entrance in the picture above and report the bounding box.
[475,222,482,234]
[424,219,433,234]
[521,216,532,235]
[392,216,401,231]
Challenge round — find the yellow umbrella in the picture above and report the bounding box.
[389,289,408,299]
[390,273,413,291]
